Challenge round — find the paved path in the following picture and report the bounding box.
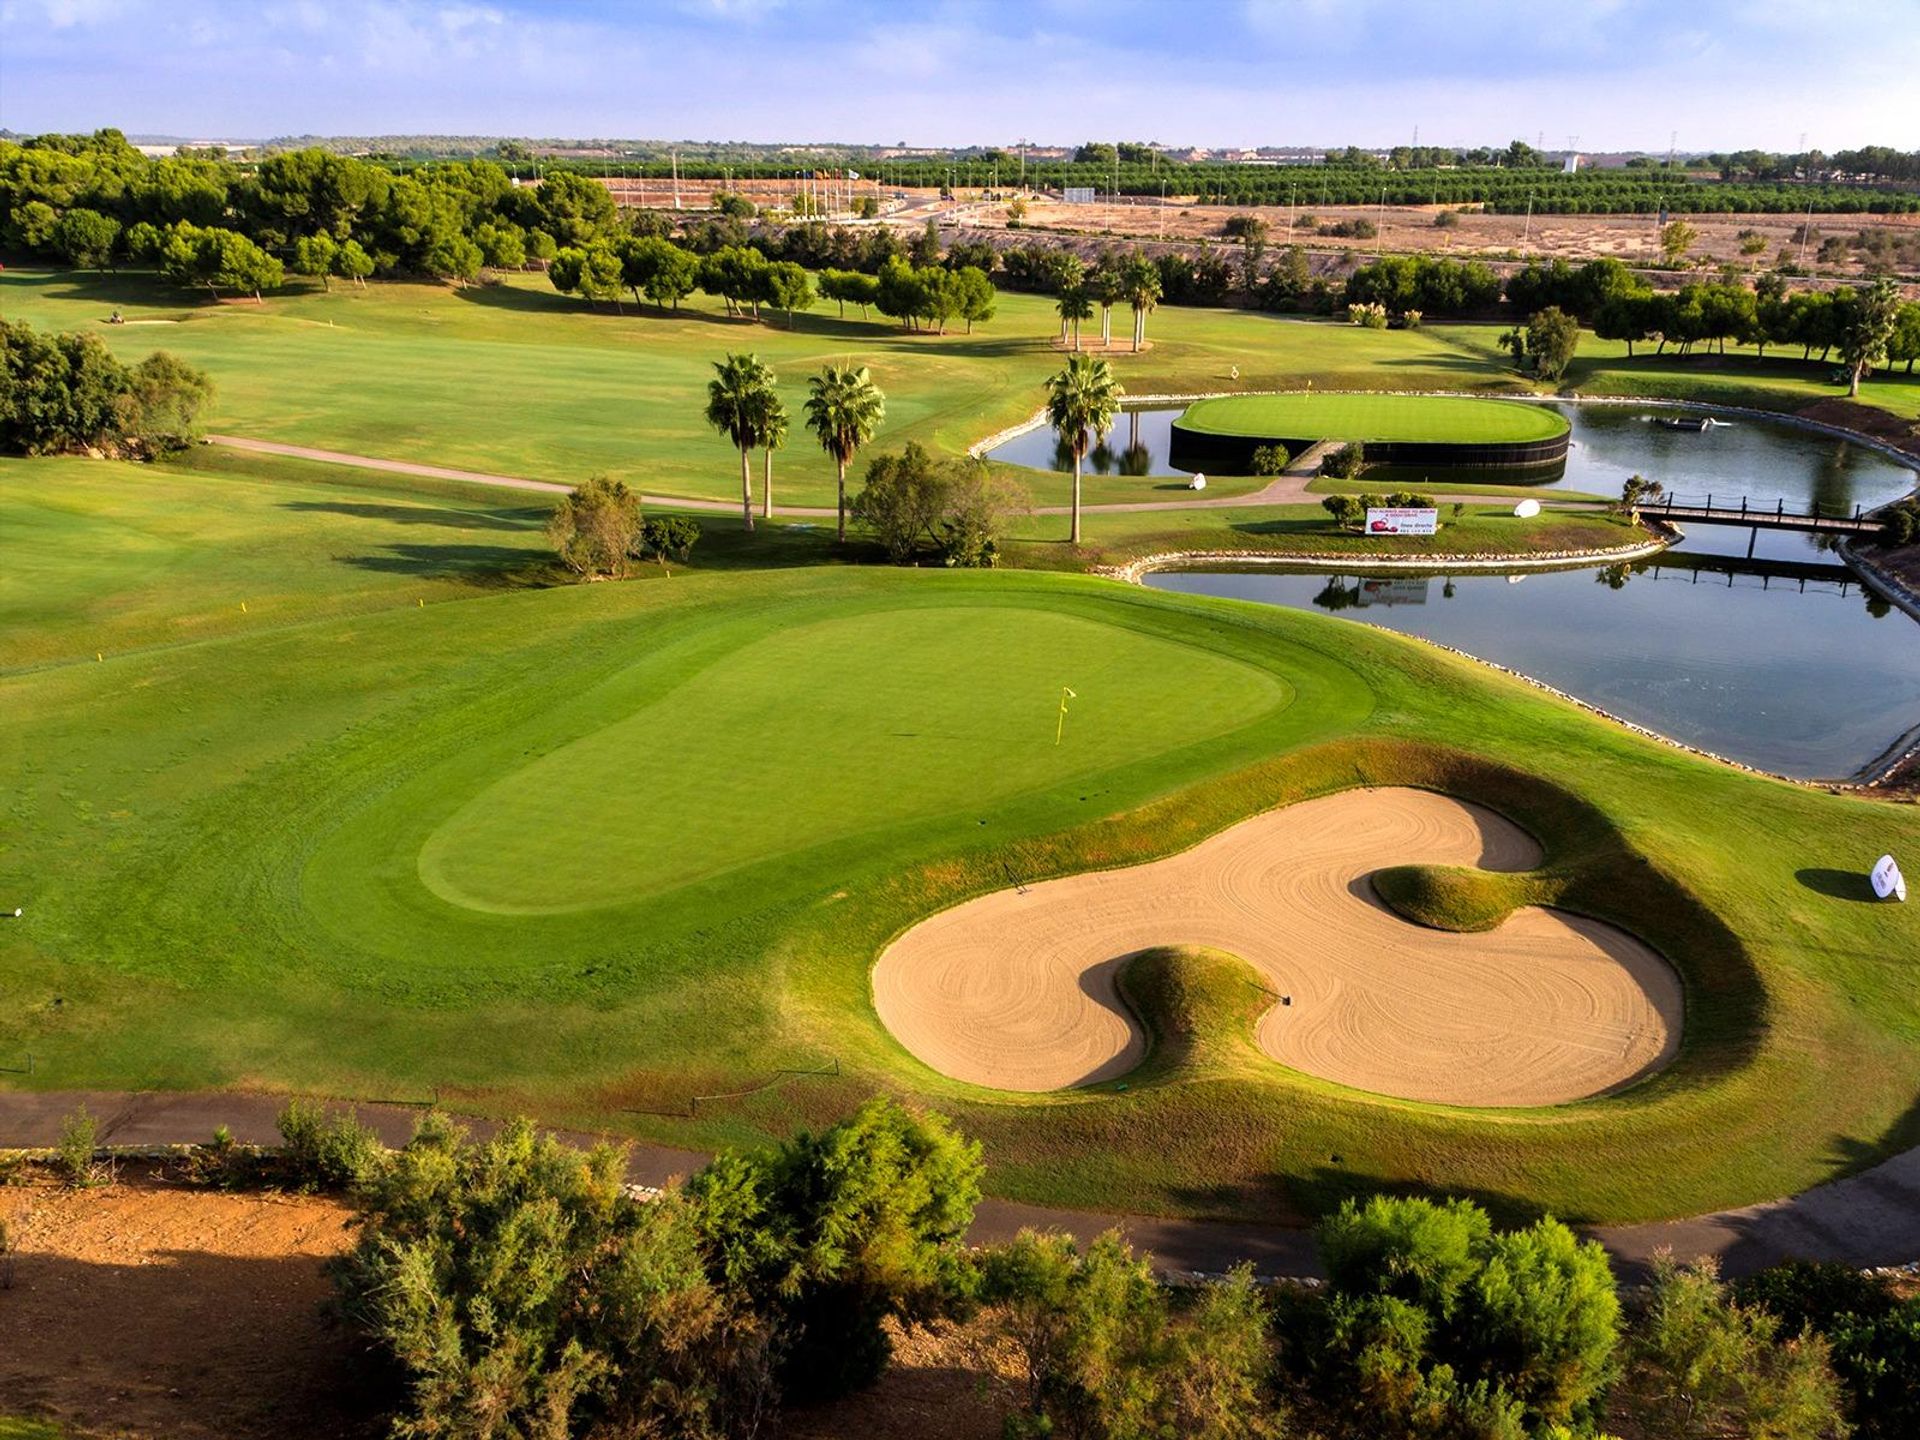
[207,435,1551,520]
[5,1089,1916,1281]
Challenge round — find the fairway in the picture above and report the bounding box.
[1176,393,1571,445]
[413,605,1288,913]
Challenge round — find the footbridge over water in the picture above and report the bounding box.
[1644,493,1884,537]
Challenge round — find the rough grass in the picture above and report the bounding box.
[1115,946,1276,1082]
[1177,392,1570,444]
[1371,863,1536,932]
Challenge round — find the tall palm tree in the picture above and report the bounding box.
[804,364,887,542]
[1124,257,1162,352]
[706,353,776,530]
[1055,287,1093,351]
[1044,354,1122,545]
[1089,263,1124,347]
[757,388,789,520]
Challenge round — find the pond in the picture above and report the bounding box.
[1146,518,1920,781]
[987,401,1919,515]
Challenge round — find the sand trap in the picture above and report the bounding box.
[872,788,1681,1106]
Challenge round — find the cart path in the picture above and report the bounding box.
[4,1088,1916,1281]
[207,435,1556,518]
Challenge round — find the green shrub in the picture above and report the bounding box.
[274,1100,384,1192]
[688,1097,984,1403]
[1250,443,1291,476]
[1830,1302,1920,1440]
[1308,1196,1621,1436]
[1621,1255,1848,1440]
[334,1113,760,1440]
[54,1105,100,1189]
[1322,494,1365,531]
[1321,441,1368,480]
[981,1231,1280,1440]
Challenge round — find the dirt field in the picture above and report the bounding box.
[872,788,1682,1104]
[0,1169,376,1440]
[592,174,1919,283]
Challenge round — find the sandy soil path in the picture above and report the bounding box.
[873,788,1681,1105]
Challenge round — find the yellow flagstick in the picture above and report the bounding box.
[1054,686,1077,746]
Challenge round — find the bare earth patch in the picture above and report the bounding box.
[872,788,1681,1105]
[0,1168,373,1440]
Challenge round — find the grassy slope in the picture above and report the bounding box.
[1177,392,1570,443]
[3,458,1918,1230]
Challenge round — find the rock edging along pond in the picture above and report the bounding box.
[1099,524,1676,585]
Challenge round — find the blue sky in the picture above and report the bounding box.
[3,0,1917,150]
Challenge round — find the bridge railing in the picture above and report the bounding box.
[1645,492,1869,524]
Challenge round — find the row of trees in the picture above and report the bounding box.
[315,1098,1915,1440]
[0,320,212,456]
[2,130,622,284]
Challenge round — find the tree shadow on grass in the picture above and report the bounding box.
[283,499,544,532]
[1795,866,1878,902]
[338,542,550,580]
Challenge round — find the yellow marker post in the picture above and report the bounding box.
[1054,686,1077,746]
[240,601,248,613]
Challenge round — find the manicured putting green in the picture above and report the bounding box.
[412,605,1288,913]
[1177,393,1571,445]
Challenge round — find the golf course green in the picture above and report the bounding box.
[1172,392,1573,470]
[1176,393,1572,445]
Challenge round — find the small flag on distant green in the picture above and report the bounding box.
[1055,686,1078,746]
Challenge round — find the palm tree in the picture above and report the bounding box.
[706,352,776,530]
[757,387,789,519]
[1055,287,1094,351]
[1044,354,1122,545]
[1124,256,1162,352]
[804,364,886,542]
[1089,263,1124,347]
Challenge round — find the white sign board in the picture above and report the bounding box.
[1871,854,1907,902]
[1063,186,1096,205]
[1514,499,1542,518]
[1366,507,1439,536]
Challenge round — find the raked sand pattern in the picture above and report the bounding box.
[872,788,1682,1106]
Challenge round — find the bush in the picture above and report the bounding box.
[1250,443,1291,476]
[1435,209,1461,229]
[274,1099,384,1193]
[55,1105,101,1189]
[1878,499,1919,546]
[1739,1260,1918,1440]
[548,474,644,579]
[1321,440,1368,479]
[638,513,701,565]
[981,1231,1280,1439]
[1305,1196,1620,1436]
[1322,494,1365,531]
[688,1097,984,1403]
[1348,301,1390,329]
[1621,1254,1848,1440]
[854,441,1026,566]
[335,1113,762,1440]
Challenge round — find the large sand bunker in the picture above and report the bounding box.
[872,788,1682,1106]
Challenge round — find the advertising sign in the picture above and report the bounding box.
[1871,853,1907,902]
[1366,507,1439,536]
